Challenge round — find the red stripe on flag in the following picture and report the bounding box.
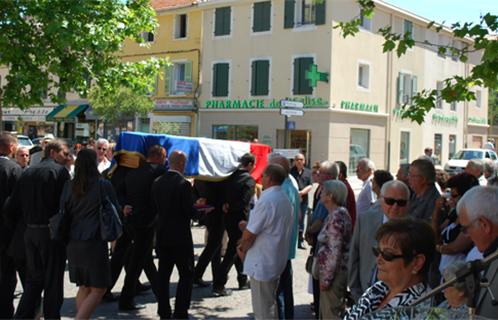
[250,143,272,184]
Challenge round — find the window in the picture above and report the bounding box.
[212,62,229,97]
[165,61,193,96]
[358,63,370,89]
[360,10,372,30]
[214,7,231,36]
[140,31,154,42]
[283,0,326,28]
[450,101,457,111]
[175,14,187,39]
[476,90,482,108]
[253,1,271,32]
[434,134,442,165]
[449,135,456,159]
[213,125,258,141]
[403,19,413,39]
[251,60,270,96]
[397,72,417,105]
[436,81,444,109]
[349,128,370,175]
[293,57,313,95]
[400,131,410,164]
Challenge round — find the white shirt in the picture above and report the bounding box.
[98,157,111,173]
[244,185,293,282]
[356,176,376,216]
[479,175,487,186]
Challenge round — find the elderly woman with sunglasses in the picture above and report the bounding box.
[316,180,352,319]
[431,173,478,276]
[345,219,436,320]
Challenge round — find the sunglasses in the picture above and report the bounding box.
[98,147,107,151]
[372,246,406,262]
[383,197,408,207]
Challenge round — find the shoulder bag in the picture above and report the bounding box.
[99,179,123,241]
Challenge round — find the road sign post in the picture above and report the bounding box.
[280,100,304,148]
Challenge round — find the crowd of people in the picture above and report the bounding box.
[1,131,498,319]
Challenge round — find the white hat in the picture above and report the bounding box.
[42,133,55,142]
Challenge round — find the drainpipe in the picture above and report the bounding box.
[385,13,394,171]
[463,63,469,148]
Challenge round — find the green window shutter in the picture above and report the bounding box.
[315,0,326,25]
[299,57,313,95]
[293,58,299,94]
[253,1,271,32]
[397,72,404,105]
[185,61,193,93]
[284,0,295,29]
[215,7,230,36]
[251,61,257,96]
[224,7,231,35]
[213,63,229,97]
[252,60,269,96]
[164,65,173,96]
[411,75,418,104]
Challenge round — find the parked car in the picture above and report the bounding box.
[444,148,498,175]
[16,135,34,150]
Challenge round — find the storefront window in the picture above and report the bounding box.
[212,125,258,142]
[400,131,410,164]
[349,128,370,174]
[434,133,442,165]
[449,135,456,159]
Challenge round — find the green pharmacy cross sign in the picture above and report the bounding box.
[306,64,329,88]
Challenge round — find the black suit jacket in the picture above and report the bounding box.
[0,157,22,250]
[224,168,255,218]
[152,170,195,248]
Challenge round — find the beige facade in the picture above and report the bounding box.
[197,0,488,172]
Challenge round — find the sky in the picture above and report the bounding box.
[384,0,498,26]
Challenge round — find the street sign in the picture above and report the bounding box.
[274,148,301,159]
[280,99,304,109]
[280,108,304,116]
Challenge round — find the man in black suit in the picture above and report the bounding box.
[14,140,70,319]
[118,145,167,310]
[0,133,23,318]
[212,153,256,296]
[152,150,195,319]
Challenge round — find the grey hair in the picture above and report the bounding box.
[268,153,290,173]
[457,186,498,224]
[359,158,375,171]
[443,260,469,295]
[483,159,495,176]
[320,160,339,179]
[380,180,410,199]
[467,159,484,175]
[96,138,109,147]
[322,180,348,206]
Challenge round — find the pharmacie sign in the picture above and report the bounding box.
[340,100,379,113]
[204,97,329,109]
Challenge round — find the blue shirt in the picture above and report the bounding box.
[311,201,328,223]
[281,177,300,260]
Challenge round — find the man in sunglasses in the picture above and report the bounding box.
[457,186,498,319]
[348,180,410,301]
[96,138,111,173]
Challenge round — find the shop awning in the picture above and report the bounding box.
[46,104,89,121]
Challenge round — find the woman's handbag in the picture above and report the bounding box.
[49,183,71,242]
[305,254,314,274]
[98,179,123,241]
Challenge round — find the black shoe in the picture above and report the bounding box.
[193,278,210,288]
[102,291,119,303]
[212,288,232,297]
[238,281,250,290]
[119,303,146,311]
[137,283,152,293]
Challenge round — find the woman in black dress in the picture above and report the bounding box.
[64,148,121,318]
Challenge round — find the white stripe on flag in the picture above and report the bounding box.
[197,138,250,178]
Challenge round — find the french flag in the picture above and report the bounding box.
[115,131,272,183]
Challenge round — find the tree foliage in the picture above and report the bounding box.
[333,0,498,124]
[0,0,167,128]
[89,85,154,123]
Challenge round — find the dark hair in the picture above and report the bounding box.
[376,219,435,280]
[72,149,100,198]
[44,139,66,159]
[263,163,287,186]
[410,158,436,183]
[373,170,394,190]
[446,172,479,197]
[147,145,165,158]
[335,160,348,178]
[239,153,255,167]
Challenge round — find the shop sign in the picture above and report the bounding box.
[340,100,379,113]
[176,81,193,93]
[432,113,458,124]
[155,99,195,111]
[468,116,487,125]
[2,107,54,122]
[204,97,329,109]
[306,64,329,87]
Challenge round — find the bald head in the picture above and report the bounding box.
[268,153,290,174]
[169,150,187,173]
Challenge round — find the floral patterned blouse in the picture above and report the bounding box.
[316,206,352,290]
